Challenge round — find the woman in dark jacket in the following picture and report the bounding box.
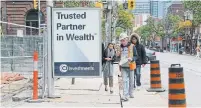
[102,43,116,94]
[130,33,146,90]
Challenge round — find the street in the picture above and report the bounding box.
[146,52,201,107]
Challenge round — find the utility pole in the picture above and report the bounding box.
[47,0,60,99]
[105,1,112,45]
[112,1,118,43]
[47,0,53,98]
[38,0,41,36]
[0,4,2,36]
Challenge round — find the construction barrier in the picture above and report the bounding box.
[147,60,165,92]
[1,36,45,107]
[169,64,186,107]
[33,51,39,100]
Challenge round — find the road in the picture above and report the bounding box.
[144,52,201,107]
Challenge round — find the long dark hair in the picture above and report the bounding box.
[130,34,139,45]
[107,43,114,48]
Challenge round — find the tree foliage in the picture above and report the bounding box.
[116,5,134,30]
[183,1,201,26]
[136,17,166,41]
[135,25,151,40]
[102,19,106,41]
[167,14,183,37]
[115,27,124,38]
[63,1,95,7]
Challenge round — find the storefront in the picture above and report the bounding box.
[170,36,183,52]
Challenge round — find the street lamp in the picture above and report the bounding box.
[176,9,193,54]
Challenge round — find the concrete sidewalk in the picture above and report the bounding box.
[118,65,168,107]
[11,65,168,108]
[14,76,121,108]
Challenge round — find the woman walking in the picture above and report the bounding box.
[102,43,116,94]
[196,45,200,59]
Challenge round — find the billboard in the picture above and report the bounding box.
[52,8,101,77]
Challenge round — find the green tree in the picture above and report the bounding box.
[63,1,94,7]
[183,1,201,26]
[167,14,183,37]
[145,17,165,40]
[136,17,166,46]
[115,27,124,38]
[135,25,151,40]
[102,19,106,41]
[116,4,134,31]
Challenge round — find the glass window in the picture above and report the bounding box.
[25,9,45,35]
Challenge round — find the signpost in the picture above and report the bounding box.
[52,8,101,77]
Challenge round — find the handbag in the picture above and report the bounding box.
[128,45,136,70]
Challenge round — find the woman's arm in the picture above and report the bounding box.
[102,49,107,62]
[133,46,138,61]
[141,45,147,64]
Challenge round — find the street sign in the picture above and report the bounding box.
[52,8,101,77]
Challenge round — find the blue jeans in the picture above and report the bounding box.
[134,65,141,87]
[121,68,134,97]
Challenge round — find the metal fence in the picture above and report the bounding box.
[0,34,47,107]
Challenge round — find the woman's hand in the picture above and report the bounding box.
[128,58,132,62]
[105,58,112,61]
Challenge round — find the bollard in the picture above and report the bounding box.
[169,64,186,107]
[147,60,165,92]
[27,51,43,103]
[33,51,38,100]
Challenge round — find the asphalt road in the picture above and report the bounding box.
[150,52,201,107]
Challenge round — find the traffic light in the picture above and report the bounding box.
[33,0,38,9]
[95,2,103,8]
[128,0,135,10]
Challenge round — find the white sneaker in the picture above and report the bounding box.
[137,86,141,91]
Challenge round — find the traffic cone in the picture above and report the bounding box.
[169,64,186,107]
[147,60,165,92]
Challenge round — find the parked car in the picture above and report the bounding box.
[145,48,156,63]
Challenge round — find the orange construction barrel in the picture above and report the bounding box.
[169,64,186,107]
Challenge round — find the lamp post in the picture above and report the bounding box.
[176,10,193,54]
[103,1,112,45]
[185,10,193,54]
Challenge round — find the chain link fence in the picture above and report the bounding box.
[0,33,46,107]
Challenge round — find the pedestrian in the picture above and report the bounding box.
[195,45,200,59]
[130,33,146,90]
[102,43,116,94]
[119,33,138,101]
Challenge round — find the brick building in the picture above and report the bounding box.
[0,0,63,35]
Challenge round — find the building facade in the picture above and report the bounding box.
[0,0,63,35]
[132,2,150,15]
[133,14,150,31]
[150,0,158,18]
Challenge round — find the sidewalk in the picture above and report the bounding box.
[118,65,167,107]
[12,65,167,108]
[15,77,121,108]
